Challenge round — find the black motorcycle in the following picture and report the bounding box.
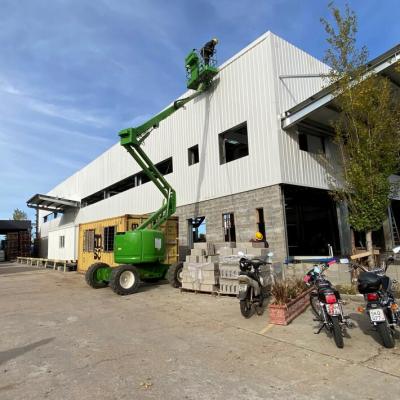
[304,259,350,348]
[348,247,400,348]
[237,252,273,318]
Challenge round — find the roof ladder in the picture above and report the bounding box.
[388,205,400,246]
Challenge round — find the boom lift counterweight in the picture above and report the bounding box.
[85,40,219,295]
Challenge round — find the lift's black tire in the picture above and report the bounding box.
[377,322,395,348]
[240,298,253,318]
[167,262,183,288]
[331,316,344,348]
[85,262,110,289]
[110,265,141,296]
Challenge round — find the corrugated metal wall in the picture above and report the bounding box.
[48,225,77,260]
[47,32,283,209]
[270,34,340,189]
[40,32,338,249]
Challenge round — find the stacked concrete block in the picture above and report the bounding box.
[219,256,241,295]
[181,262,219,292]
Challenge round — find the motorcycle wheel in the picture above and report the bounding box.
[310,293,321,318]
[331,316,344,348]
[376,322,395,348]
[240,299,252,318]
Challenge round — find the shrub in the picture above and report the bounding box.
[271,278,308,305]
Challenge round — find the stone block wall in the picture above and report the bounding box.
[175,184,287,262]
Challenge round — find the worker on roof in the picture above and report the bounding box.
[200,38,218,65]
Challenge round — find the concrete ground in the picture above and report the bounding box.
[1,262,400,400]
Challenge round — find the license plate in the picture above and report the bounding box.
[369,308,386,322]
[239,284,248,292]
[326,303,341,316]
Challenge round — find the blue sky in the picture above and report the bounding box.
[0,0,399,221]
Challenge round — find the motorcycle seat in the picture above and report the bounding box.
[251,259,265,269]
[318,286,334,294]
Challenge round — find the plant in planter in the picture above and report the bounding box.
[269,278,311,325]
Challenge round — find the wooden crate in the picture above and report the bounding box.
[77,214,178,273]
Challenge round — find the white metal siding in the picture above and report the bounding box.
[48,225,77,260]
[40,32,341,244]
[268,34,340,189]
[46,33,282,209]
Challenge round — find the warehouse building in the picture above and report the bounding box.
[27,32,400,265]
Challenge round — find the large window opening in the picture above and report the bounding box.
[188,145,199,166]
[222,213,236,242]
[284,185,340,256]
[219,123,249,164]
[82,157,173,207]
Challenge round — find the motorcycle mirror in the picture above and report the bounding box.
[267,252,274,257]
[238,251,245,256]
[313,266,321,274]
[339,258,350,264]
[393,246,400,254]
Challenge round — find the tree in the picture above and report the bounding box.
[321,2,400,265]
[12,208,28,220]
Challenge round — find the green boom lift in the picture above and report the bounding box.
[85,42,218,295]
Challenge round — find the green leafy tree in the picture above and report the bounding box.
[321,3,400,264]
[12,208,28,220]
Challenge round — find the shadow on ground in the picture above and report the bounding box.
[0,338,54,366]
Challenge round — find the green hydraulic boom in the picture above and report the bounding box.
[83,41,219,295]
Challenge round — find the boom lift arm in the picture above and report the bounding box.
[118,91,205,230]
[118,45,218,231]
[84,40,218,294]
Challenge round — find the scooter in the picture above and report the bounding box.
[237,252,274,318]
[304,259,350,348]
[346,246,400,348]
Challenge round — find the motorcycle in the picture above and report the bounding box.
[304,259,350,348]
[346,246,400,348]
[237,252,274,318]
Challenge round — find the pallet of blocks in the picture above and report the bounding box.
[181,242,219,293]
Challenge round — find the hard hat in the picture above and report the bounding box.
[212,38,219,44]
[255,232,263,241]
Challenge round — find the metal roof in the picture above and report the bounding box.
[281,43,400,130]
[0,220,31,235]
[27,194,80,213]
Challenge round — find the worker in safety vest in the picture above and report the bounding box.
[200,38,218,65]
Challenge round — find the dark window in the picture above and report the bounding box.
[59,236,65,248]
[81,157,173,207]
[283,185,339,256]
[298,133,308,151]
[83,229,95,252]
[188,145,199,166]
[219,123,249,164]
[222,213,236,242]
[104,226,115,252]
[298,132,325,154]
[256,208,266,239]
